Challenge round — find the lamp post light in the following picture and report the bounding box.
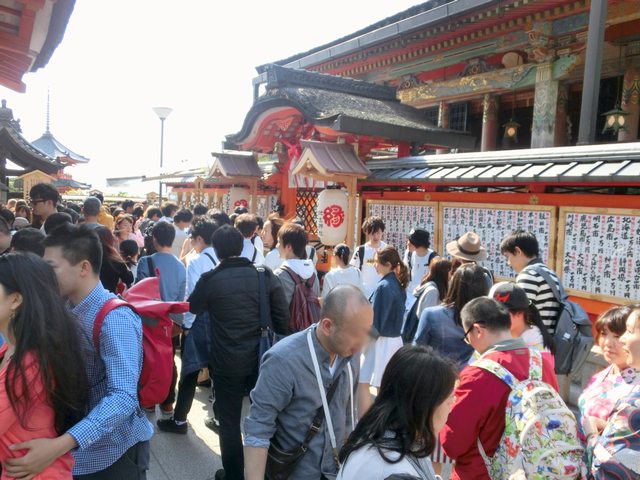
[153,107,173,204]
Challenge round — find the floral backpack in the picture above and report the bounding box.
[475,349,586,480]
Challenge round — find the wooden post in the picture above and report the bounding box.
[345,177,358,250]
[249,178,258,214]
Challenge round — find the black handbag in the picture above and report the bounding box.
[265,380,340,480]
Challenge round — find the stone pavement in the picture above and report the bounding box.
[146,384,224,480]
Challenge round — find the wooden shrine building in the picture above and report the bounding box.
[219,0,640,319]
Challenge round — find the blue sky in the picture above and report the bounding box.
[0,1,420,194]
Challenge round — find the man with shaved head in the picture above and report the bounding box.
[244,285,373,480]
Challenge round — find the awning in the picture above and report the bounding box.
[363,142,640,184]
[209,151,262,178]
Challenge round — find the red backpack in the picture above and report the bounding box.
[93,275,189,408]
[282,266,321,332]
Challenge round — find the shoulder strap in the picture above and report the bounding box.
[92,298,133,355]
[407,250,413,264]
[282,265,303,285]
[358,245,365,271]
[427,250,437,266]
[474,357,519,390]
[256,266,268,330]
[528,348,543,381]
[203,252,217,266]
[251,245,258,263]
[146,256,155,277]
[525,263,565,302]
[250,234,257,245]
[309,247,315,261]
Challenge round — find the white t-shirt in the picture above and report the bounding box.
[404,248,436,310]
[350,241,387,300]
[338,445,437,480]
[264,249,283,271]
[241,238,265,264]
[172,226,189,258]
[321,266,364,298]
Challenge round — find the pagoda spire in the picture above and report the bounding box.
[46,88,51,133]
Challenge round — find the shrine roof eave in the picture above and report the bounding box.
[227,90,476,150]
[30,0,77,72]
[0,127,63,174]
[254,0,494,77]
[32,132,90,164]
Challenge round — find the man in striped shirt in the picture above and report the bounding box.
[500,230,562,334]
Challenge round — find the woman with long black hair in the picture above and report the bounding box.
[94,226,133,293]
[338,345,457,479]
[0,253,87,478]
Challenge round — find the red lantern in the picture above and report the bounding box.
[316,188,348,246]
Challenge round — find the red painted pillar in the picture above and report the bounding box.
[397,142,411,158]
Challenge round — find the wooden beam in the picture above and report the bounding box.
[249,178,258,214]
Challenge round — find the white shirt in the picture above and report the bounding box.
[183,246,218,329]
[350,241,387,300]
[338,445,437,480]
[171,225,189,258]
[404,248,435,310]
[241,238,265,264]
[321,266,364,298]
[264,249,283,271]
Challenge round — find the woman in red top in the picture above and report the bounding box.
[0,253,87,479]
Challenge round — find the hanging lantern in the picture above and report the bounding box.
[228,186,250,214]
[602,105,628,134]
[503,118,520,142]
[316,188,348,246]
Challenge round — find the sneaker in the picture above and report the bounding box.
[204,416,220,435]
[156,418,188,434]
[214,469,226,480]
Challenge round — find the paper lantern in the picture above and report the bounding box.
[228,187,250,214]
[316,188,348,246]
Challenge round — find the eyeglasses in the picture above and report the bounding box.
[462,323,484,344]
[29,199,45,207]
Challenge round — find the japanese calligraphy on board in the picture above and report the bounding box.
[439,203,557,280]
[366,200,439,256]
[557,207,640,303]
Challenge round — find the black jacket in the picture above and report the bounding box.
[188,257,289,376]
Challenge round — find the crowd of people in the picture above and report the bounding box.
[0,183,637,480]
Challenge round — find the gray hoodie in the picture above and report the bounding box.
[274,258,320,306]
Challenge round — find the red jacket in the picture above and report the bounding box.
[440,340,558,480]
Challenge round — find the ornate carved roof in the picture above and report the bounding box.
[228,66,476,150]
[0,100,63,174]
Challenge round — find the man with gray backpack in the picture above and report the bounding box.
[441,298,585,480]
[500,230,593,377]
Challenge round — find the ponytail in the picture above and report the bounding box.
[525,304,556,354]
[396,262,410,290]
[333,243,351,266]
[376,246,410,290]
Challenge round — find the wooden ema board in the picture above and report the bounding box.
[366,200,439,255]
[557,207,640,304]
[439,203,557,280]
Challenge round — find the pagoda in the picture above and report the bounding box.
[32,94,91,192]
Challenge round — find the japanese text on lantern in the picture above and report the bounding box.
[560,211,640,301]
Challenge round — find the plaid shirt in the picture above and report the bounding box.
[67,282,153,475]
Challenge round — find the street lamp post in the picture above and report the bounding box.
[153,107,173,204]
